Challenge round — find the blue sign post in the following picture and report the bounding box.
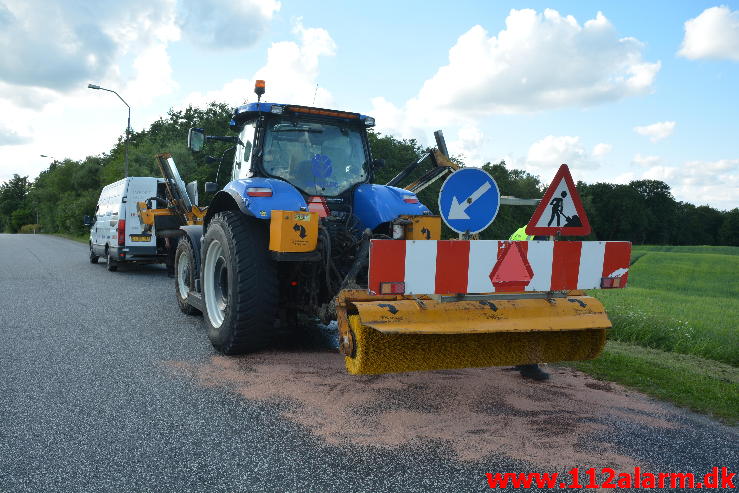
[438,168,500,234]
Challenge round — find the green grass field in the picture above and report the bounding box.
[572,341,738,423]
[595,245,739,366]
[572,245,739,423]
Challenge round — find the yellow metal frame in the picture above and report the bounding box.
[335,289,610,375]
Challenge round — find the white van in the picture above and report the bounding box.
[88,177,168,271]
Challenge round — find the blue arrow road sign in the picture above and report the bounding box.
[438,168,500,234]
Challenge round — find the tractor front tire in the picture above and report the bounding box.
[174,238,200,316]
[202,211,278,354]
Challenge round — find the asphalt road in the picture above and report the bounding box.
[1,234,736,493]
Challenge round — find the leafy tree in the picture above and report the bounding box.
[0,175,32,232]
[579,183,649,242]
[718,208,739,246]
[480,161,542,239]
[1,101,735,246]
[629,179,676,244]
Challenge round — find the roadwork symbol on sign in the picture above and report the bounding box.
[526,164,591,236]
[438,168,500,234]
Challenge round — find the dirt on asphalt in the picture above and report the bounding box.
[166,349,682,472]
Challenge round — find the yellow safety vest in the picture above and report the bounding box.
[509,226,532,241]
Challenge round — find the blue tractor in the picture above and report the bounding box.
[173,80,621,375]
[175,81,443,357]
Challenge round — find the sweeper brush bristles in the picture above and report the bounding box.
[344,315,606,375]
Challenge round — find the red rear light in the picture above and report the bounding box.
[247,187,272,197]
[601,277,622,289]
[117,219,125,246]
[379,282,405,294]
[403,195,419,204]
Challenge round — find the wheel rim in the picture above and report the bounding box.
[176,249,190,299]
[204,240,228,328]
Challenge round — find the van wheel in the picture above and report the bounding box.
[106,251,118,272]
[89,245,99,264]
[174,238,200,315]
[202,211,277,354]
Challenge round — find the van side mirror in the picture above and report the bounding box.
[188,128,206,152]
[204,182,218,193]
[372,158,385,170]
[83,215,93,227]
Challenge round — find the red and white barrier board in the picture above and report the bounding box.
[368,240,631,295]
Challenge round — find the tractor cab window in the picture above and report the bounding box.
[233,122,256,180]
[262,119,368,196]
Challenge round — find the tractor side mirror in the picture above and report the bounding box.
[204,182,218,193]
[372,158,385,170]
[188,128,206,152]
[83,215,93,227]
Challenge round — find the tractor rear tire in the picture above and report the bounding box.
[174,237,200,316]
[202,211,278,354]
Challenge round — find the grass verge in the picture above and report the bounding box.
[51,232,88,243]
[593,248,738,366]
[566,340,738,425]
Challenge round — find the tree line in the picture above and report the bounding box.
[1,102,737,246]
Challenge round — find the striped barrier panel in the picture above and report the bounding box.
[368,240,631,295]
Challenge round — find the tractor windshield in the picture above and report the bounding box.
[262,119,368,196]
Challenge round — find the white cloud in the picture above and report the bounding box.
[184,20,336,108]
[632,159,739,209]
[592,143,612,158]
[447,125,485,165]
[0,0,277,111]
[176,0,280,49]
[370,9,660,161]
[372,8,660,140]
[634,121,676,142]
[0,0,180,97]
[612,171,636,184]
[678,6,739,61]
[525,135,596,171]
[632,153,661,167]
[0,125,30,146]
[126,44,178,106]
[0,0,282,185]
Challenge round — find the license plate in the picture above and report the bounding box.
[130,235,152,242]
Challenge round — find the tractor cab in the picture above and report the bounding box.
[228,101,377,200]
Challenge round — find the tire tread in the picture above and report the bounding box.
[207,211,278,354]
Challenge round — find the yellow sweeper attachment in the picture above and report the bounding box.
[335,239,631,375]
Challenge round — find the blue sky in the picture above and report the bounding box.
[0,0,737,209]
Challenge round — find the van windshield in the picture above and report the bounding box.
[262,119,368,196]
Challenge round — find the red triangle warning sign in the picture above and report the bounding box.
[526,164,591,236]
[489,242,534,292]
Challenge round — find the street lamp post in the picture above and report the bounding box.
[87,84,131,178]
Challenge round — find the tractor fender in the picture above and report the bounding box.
[353,184,431,230]
[179,224,204,273]
[204,178,308,228]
